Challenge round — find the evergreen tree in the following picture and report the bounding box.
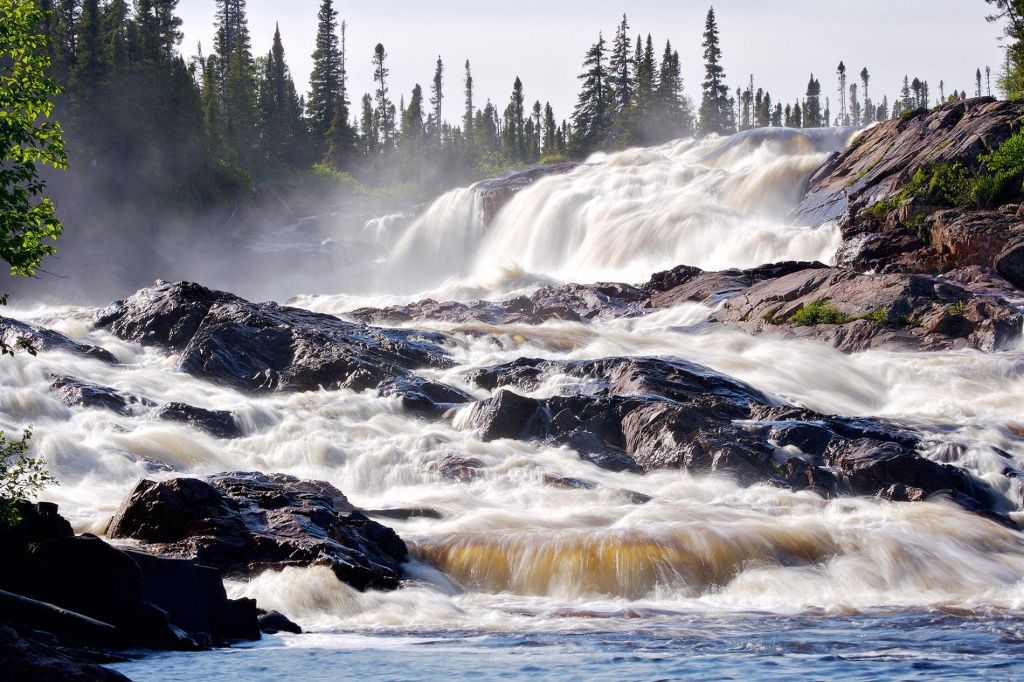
[804,75,821,127]
[307,0,341,150]
[359,92,377,155]
[860,68,872,123]
[542,101,557,155]
[977,68,983,97]
[462,59,474,139]
[430,55,444,142]
[571,33,613,156]
[900,76,914,111]
[609,14,632,112]
[373,43,394,150]
[836,61,847,125]
[699,7,731,135]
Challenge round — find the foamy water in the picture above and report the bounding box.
[5,127,1024,680]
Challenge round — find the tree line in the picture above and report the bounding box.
[34,0,992,203]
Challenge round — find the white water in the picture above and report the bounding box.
[384,128,854,293]
[5,128,1024,643]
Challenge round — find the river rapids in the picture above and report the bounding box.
[4,128,1024,680]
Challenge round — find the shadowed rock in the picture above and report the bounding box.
[1,316,116,363]
[107,472,408,591]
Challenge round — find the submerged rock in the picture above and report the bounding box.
[107,472,408,591]
[475,162,579,225]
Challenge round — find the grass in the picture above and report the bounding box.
[948,300,967,316]
[790,300,849,326]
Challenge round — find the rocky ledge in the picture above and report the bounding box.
[96,280,471,415]
[461,355,1013,525]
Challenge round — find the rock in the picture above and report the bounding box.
[431,455,484,483]
[377,376,472,418]
[462,355,1009,521]
[96,281,451,394]
[995,241,1024,290]
[350,281,647,327]
[0,316,117,364]
[643,261,829,308]
[0,623,129,682]
[793,98,1024,227]
[157,403,243,439]
[542,475,597,490]
[710,267,1022,352]
[363,508,444,520]
[257,610,302,635]
[476,162,578,224]
[107,473,408,591]
[50,376,150,416]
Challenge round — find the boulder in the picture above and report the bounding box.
[96,281,452,393]
[257,610,302,635]
[50,376,150,416]
[107,472,408,591]
[156,402,243,439]
[475,162,578,224]
[996,240,1024,290]
[0,623,129,682]
[0,316,116,364]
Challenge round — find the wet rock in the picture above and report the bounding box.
[350,281,647,327]
[157,402,243,439]
[432,455,485,483]
[257,610,302,635]
[476,162,578,224]
[50,376,151,416]
[462,355,1009,520]
[96,281,451,393]
[107,472,408,591]
[643,261,828,308]
[364,508,444,520]
[542,474,597,490]
[710,267,1022,352]
[0,623,129,682]
[0,316,117,364]
[378,376,473,418]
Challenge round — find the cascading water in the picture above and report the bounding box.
[383,127,856,294]
[5,128,1024,680]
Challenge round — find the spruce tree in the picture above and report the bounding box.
[463,60,474,140]
[836,61,847,125]
[803,75,821,126]
[609,14,632,112]
[699,7,731,135]
[430,56,443,142]
[373,43,394,150]
[542,102,557,155]
[571,33,613,156]
[308,0,341,150]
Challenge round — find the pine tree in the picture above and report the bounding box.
[836,61,847,125]
[804,75,821,127]
[609,14,632,112]
[977,68,983,97]
[571,33,614,155]
[699,8,731,135]
[430,56,444,143]
[849,83,860,126]
[502,77,526,160]
[462,60,474,142]
[308,0,341,150]
[542,102,557,155]
[860,68,872,124]
[359,92,377,156]
[373,43,394,150]
[900,76,914,111]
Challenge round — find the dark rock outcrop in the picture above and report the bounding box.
[0,501,260,660]
[710,267,1022,352]
[475,162,578,224]
[156,403,243,439]
[0,316,116,364]
[107,472,408,591]
[793,98,1024,227]
[96,281,452,394]
[462,356,1011,522]
[0,623,129,682]
[257,610,302,635]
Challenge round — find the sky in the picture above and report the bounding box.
[177,0,1007,124]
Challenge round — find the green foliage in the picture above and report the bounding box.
[905,163,977,206]
[790,299,849,326]
[861,197,899,223]
[948,300,967,316]
[539,153,570,165]
[0,0,68,278]
[865,307,890,325]
[311,162,367,194]
[0,430,55,530]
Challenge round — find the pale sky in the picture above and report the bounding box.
[177,0,1006,124]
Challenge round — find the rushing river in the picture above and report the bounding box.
[3,128,1024,680]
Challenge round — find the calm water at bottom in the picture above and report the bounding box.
[111,612,1024,681]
